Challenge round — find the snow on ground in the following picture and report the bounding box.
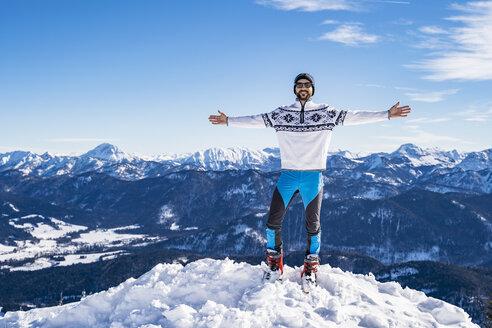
[0,243,16,253]
[376,267,419,280]
[234,224,267,244]
[110,225,141,231]
[9,258,53,272]
[0,239,78,263]
[224,184,257,199]
[2,216,89,263]
[0,258,477,328]
[157,205,175,225]
[9,218,87,240]
[56,251,127,266]
[452,200,466,209]
[1,216,158,271]
[2,251,129,271]
[19,214,45,220]
[8,203,20,212]
[73,228,146,246]
[360,245,441,265]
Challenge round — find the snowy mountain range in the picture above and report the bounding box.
[0,258,479,328]
[1,143,490,194]
[1,143,491,325]
[0,142,481,174]
[0,143,491,271]
[0,143,280,179]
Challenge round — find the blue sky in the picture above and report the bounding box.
[1,0,491,156]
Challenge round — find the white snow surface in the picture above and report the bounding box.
[3,251,128,271]
[8,203,20,212]
[0,258,477,328]
[0,243,16,253]
[9,217,87,240]
[9,257,53,272]
[56,251,127,267]
[0,218,156,268]
[73,228,145,245]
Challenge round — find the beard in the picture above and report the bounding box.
[296,90,311,101]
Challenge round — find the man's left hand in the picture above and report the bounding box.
[389,102,411,118]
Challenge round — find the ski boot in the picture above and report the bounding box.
[263,249,284,282]
[301,254,320,293]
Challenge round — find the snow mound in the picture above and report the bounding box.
[0,258,477,328]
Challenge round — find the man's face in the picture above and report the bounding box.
[295,78,313,101]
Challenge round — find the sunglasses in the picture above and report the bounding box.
[295,82,312,88]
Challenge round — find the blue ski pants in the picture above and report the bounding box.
[266,170,323,256]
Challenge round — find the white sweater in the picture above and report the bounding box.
[227,99,389,171]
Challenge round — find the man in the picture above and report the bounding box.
[208,73,411,292]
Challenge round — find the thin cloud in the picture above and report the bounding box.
[404,89,459,102]
[406,118,427,123]
[45,138,118,143]
[407,118,450,123]
[382,1,409,3]
[256,0,409,11]
[370,0,409,4]
[418,26,448,34]
[255,0,357,11]
[374,129,461,144]
[319,24,380,46]
[322,19,339,24]
[408,1,492,81]
[408,28,453,50]
[411,36,453,50]
[453,102,492,122]
[464,117,488,122]
[395,86,417,91]
[392,18,413,25]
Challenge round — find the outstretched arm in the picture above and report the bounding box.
[208,110,271,128]
[339,101,412,126]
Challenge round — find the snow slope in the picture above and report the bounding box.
[0,259,477,328]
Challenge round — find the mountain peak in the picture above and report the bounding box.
[82,143,131,162]
[394,143,424,156]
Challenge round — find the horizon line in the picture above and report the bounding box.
[0,142,488,159]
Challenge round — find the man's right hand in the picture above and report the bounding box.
[208,110,228,125]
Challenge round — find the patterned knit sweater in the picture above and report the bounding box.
[227,98,389,171]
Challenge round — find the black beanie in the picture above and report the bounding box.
[294,73,315,96]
